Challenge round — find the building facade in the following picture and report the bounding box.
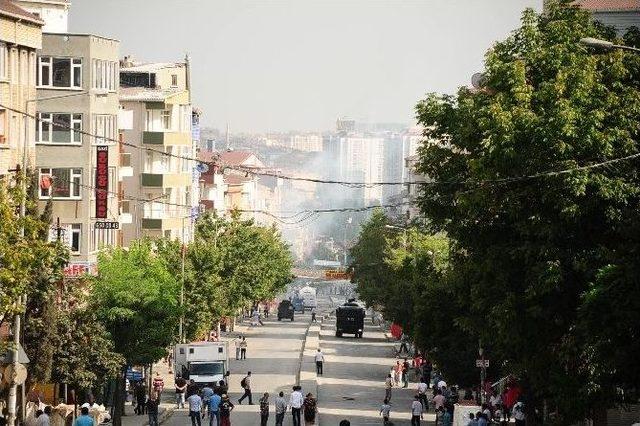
[13,0,70,33]
[119,60,195,244]
[35,33,120,271]
[575,1,640,35]
[0,1,43,176]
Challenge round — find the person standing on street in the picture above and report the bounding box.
[238,371,253,405]
[275,391,287,426]
[411,395,423,426]
[259,392,269,426]
[380,399,391,425]
[36,406,51,426]
[219,394,234,426]
[208,391,222,426]
[315,348,324,375]
[240,337,248,360]
[73,407,94,426]
[417,378,429,410]
[385,374,393,402]
[512,399,525,426]
[311,307,317,322]
[147,392,159,426]
[187,390,203,426]
[393,361,402,385]
[201,384,214,418]
[175,375,187,409]
[303,392,317,424]
[402,358,410,388]
[234,336,241,360]
[152,371,165,395]
[289,385,304,426]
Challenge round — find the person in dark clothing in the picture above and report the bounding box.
[147,393,159,426]
[134,381,146,415]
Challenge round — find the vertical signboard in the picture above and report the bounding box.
[95,146,109,219]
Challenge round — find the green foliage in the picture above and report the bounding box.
[414,2,640,422]
[93,241,181,366]
[155,211,293,342]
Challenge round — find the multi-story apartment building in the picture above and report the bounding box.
[0,1,43,176]
[198,150,227,216]
[119,59,195,244]
[35,33,120,274]
[337,135,385,205]
[13,0,69,33]
[289,133,322,152]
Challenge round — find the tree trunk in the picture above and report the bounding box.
[112,366,126,426]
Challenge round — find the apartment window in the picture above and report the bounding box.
[0,43,7,79]
[38,56,82,88]
[92,59,117,91]
[161,110,171,130]
[70,224,81,252]
[121,200,131,214]
[94,114,116,145]
[39,168,82,199]
[171,74,178,87]
[181,146,190,172]
[36,113,82,144]
[0,109,6,144]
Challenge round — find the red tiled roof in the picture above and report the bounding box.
[218,151,254,166]
[198,150,217,162]
[575,0,640,11]
[1,0,44,25]
[224,174,252,186]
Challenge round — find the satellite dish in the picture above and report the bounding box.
[196,162,209,173]
[471,72,487,89]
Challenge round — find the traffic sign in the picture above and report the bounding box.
[476,359,489,368]
[95,221,119,229]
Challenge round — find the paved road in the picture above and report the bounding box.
[317,307,437,425]
[164,294,329,426]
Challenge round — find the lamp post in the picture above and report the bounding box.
[479,345,486,405]
[579,37,640,54]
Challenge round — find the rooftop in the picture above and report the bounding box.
[224,174,252,186]
[575,0,640,11]
[121,62,185,73]
[218,150,256,166]
[119,86,185,102]
[0,0,44,25]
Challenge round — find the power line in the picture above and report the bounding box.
[4,103,640,189]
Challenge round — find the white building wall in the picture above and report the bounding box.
[14,1,69,33]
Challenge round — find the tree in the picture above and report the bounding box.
[93,241,180,426]
[414,1,640,422]
[0,173,62,343]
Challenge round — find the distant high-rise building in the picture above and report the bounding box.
[289,133,323,152]
[336,135,384,205]
[336,117,356,133]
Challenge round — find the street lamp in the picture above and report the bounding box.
[579,37,640,54]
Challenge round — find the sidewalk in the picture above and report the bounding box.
[121,358,176,426]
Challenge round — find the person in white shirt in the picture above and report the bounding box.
[36,406,51,426]
[512,400,526,425]
[289,385,304,426]
[233,337,241,360]
[385,374,394,402]
[187,392,203,426]
[380,399,391,425]
[411,395,423,425]
[417,378,429,409]
[314,349,324,375]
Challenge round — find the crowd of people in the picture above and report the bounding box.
[176,375,318,426]
[379,347,526,426]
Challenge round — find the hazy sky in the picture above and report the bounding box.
[70,0,542,132]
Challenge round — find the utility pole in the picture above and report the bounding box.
[179,216,186,344]
[479,344,486,405]
[8,96,35,426]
